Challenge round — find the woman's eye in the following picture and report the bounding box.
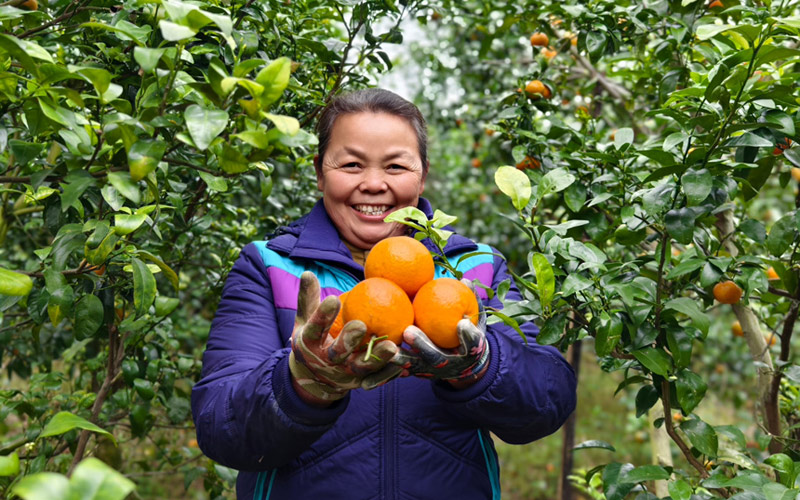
[341,162,359,169]
[389,164,406,170]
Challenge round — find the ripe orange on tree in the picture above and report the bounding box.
[708,0,723,8]
[766,266,779,281]
[364,236,435,297]
[516,156,540,170]
[471,158,483,168]
[791,167,800,182]
[413,278,479,349]
[20,0,37,10]
[525,80,551,99]
[713,280,743,304]
[765,334,777,347]
[732,320,744,337]
[529,32,549,47]
[340,278,414,347]
[541,48,557,60]
[773,137,792,156]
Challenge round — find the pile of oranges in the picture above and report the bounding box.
[328,236,479,349]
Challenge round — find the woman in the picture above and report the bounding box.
[191,88,577,500]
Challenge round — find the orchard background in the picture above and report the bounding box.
[1,0,800,498]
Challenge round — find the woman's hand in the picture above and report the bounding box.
[289,272,402,406]
[392,288,490,388]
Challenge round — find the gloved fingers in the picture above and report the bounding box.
[456,318,485,353]
[296,271,321,326]
[300,295,340,343]
[389,349,434,377]
[328,320,367,364]
[403,325,453,369]
[349,338,398,375]
[361,363,403,390]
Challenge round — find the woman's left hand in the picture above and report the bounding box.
[391,314,490,388]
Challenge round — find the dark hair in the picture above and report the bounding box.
[315,88,428,175]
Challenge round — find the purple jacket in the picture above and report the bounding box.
[191,198,577,500]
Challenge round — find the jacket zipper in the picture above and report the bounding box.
[382,383,395,500]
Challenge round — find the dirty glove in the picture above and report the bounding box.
[289,272,402,405]
[392,288,490,386]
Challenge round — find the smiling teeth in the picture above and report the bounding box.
[354,204,390,216]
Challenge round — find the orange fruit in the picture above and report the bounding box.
[413,278,479,349]
[791,168,800,182]
[530,32,549,47]
[525,80,551,99]
[541,48,558,60]
[570,36,578,47]
[471,158,482,168]
[342,278,413,346]
[485,128,495,137]
[515,156,541,170]
[328,291,349,337]
[766,267,779,281]
[20,0,37,10]
[364,236,435,297]
[765,334,777,347]
[188,438,199,448]
[713,280,742,304]
[708,0,723,7]
[732,320,744,337]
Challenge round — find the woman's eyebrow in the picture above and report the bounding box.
[337,146,415,161]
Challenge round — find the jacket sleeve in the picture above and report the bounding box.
[432,249,577,444]
[191,243,349,471]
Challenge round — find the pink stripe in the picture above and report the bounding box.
[462,263,493,300]
[267,267,346,310]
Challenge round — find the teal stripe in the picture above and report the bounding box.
[253,471,266,500]
[264,469,276,499]
[477,430,502,500]
[253,241,359,291]
[253,470,277,500]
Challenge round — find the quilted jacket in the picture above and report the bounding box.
[191,197,577,500]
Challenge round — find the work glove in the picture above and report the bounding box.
[288,271,402,404]
[392,283,490,385]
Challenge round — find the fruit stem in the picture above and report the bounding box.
[363,335,389,362]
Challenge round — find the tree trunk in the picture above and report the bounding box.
[558,340,581,500]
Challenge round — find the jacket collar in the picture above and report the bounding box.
[267,197,478,276]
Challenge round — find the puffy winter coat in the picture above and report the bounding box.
[191,198,577,500]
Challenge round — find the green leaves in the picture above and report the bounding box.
[0,267,33,296]
[529,253,555,311]
[184,105,228,150]
[680,417,718,457]
[11,458,134,500]
[494,166,531,211]
[40,411,114,442]
[665,208,696,244]
[256,57,292,108]
[74,295,104,339]
[127,140,166,182]
[131,258,157,318]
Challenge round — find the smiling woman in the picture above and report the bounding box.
[191,88,577,500]
[315,111,427,249]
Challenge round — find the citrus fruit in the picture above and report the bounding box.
[341,278,414,346]
[791,167,800,182]
[530,32,549,47]
[471,158,482,168]
[413,278,479,349]
[328,291,349,337]
[713,280,742,304]
[364,236,435,297]
[515,156,540,170]
[541,48,557,60]
[765,334,777,347]
[708,0,723,7]
[732,320,743,337]
[766,267,779,281]
[525,80,551,99]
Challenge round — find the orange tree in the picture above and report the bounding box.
[0,0,430,497]
[409,0,800,498]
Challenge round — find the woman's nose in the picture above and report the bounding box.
[359,167,388,192]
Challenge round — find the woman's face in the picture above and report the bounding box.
[316,112,426,250]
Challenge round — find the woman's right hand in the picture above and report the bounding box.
[288,272,402,406]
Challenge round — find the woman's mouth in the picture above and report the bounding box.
[352,204,392,216]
